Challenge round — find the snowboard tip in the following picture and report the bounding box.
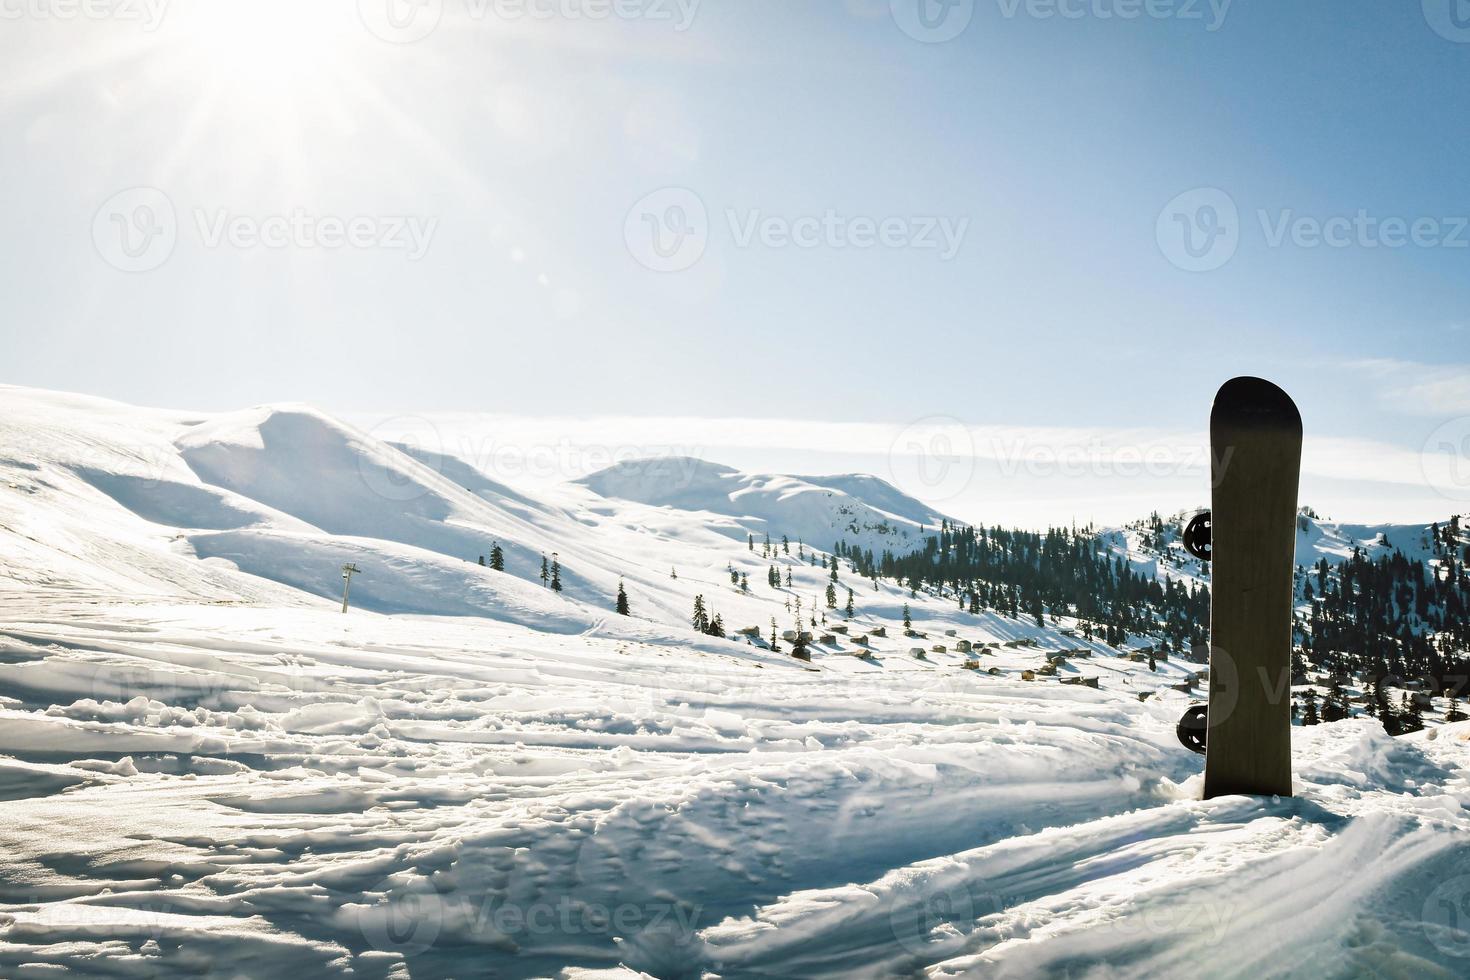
[1212,376,1302,434]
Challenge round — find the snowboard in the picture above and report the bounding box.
[1200,377,1302,799]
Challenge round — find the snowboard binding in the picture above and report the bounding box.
[1183,511,1212,562]
[1176,704,1208,755]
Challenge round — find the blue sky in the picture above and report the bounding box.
[2,0,1468,525]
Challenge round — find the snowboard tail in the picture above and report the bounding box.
[1203,377,1302,799]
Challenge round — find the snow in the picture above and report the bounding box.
[576,456,946,554]
[0,384,1467,978]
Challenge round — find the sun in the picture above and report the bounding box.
[168,0,356,95]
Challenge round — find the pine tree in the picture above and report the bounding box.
[782,535,790,555]
[670,567,678,579]
[748,534,754,552]
[903,603,912,629]
[692,595,709,633]
[1401,693,1425,733]
[1374,679,1402,735]
[740,572,750,593]
[1322,677,1349,722]
[845,587,855,618]
[616,579,630,616]
[478,555,485,566]
[785,568,793,587]
[550,555,562,593]
[540,555,549,587]
[769,617,780,652]
[708,613,725,638]
[1445,697,1468,722]
[490,543,505,571]
[825,583,837,609]
[1301,688,1320,726]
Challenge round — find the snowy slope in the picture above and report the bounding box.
[1,385,1469,979]
[0,600,1466,979]
[1099,508,1468,591]
[577,456,948,554]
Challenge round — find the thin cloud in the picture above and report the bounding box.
[1349,359,1470,417]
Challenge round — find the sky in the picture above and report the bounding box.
[2,0,1469,527]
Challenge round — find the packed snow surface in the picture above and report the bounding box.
[1,385,1468,979]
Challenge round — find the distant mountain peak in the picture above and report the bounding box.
[577,455,953,552]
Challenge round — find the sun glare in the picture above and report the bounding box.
[173,0,353,93]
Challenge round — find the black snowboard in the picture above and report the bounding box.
[1203,377,1301,799]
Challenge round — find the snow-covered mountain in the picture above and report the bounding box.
[1,384,1468,979]
[1100,507,1469,586]
[576,456,948,554]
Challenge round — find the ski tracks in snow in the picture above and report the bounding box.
[0,604,1467,978]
